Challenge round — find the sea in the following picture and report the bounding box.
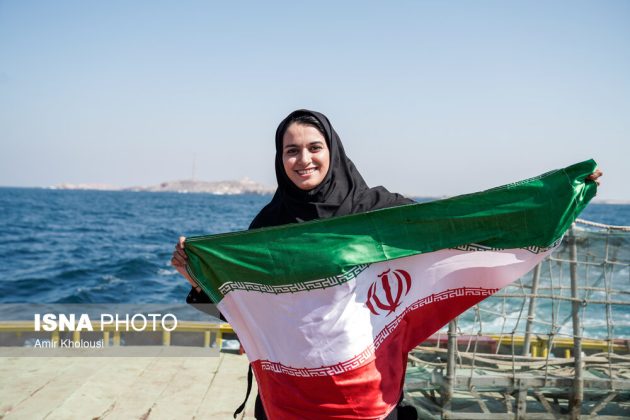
[1,187,628,336]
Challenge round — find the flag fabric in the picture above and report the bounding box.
[185,160,597,419]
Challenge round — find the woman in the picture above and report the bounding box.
[172,110,603,418]
[173,109,422,419]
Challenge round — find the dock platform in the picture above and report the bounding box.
[0,350,257,419]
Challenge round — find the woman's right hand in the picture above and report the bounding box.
[171,236,201,292]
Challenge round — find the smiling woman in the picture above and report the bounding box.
[172,109,607,420]
[172,109,416,419]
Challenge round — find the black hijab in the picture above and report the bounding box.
[249,109,413,229]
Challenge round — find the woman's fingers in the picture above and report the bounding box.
[171,236,200,289]
[171,237,188,268]
[175,237,188,259]
[173,246,187,260]
[171,251,186,267]
[587,169,603,186]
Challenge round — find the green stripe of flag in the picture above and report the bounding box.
[186,159,597,303]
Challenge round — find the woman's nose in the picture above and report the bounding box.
[298,150,311,165]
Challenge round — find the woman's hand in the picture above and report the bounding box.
[171,236,201,292]
[587,169,603,186]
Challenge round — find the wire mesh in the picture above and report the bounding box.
[405,220,630,419]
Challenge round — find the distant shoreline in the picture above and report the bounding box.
[0,185,628,205]
[12,178,276,195]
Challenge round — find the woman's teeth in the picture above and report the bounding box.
[297,168,316,175]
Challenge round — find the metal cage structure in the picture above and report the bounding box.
[404,219,630,419]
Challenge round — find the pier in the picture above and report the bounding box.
[0,350,256,419]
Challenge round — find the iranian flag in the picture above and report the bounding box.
[185,160,597,419]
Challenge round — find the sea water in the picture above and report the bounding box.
[0,188,266,304]
[1,187,628,336]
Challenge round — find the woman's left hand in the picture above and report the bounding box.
[171,236,201,292]
[587,169,603,186]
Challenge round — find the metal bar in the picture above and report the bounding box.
[603,236,616,388]
[442,319,457,416]
[483,294,630,306]
[216,330,223,351]
[515,378,527,419]
[468,386,490,414]
[522,264,541,356]
[533,389,558,415]
[506,285,630,295]
[162,330,171,346]
[569,227,584,419]
[404,376,630,390]
[548,257,628,266]
[503,392,513,415]
[589,392,618,416]
[446,414,547,420]
[575,218,630,231]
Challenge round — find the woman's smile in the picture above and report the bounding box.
[282,123,330,190]
[297,167,317,176]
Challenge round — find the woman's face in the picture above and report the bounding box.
[282,122,330,190]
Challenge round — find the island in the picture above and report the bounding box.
[51,178,274,195]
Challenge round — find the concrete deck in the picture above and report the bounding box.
[0,351,257,419]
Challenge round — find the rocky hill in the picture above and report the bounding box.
[134,178,274,194]
[53,178,274,194]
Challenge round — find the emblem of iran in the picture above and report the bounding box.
[366,268,412,316]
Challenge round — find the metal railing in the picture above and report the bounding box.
[0,320,235,348]
[405,220,630,419]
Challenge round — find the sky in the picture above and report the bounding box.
[0,1,628,200]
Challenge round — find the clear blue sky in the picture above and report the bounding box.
[1,1,628,200]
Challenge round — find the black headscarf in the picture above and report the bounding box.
[249,109,413,229]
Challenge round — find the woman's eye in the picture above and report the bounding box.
[285,149,297,156]
[310,146,322,152]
